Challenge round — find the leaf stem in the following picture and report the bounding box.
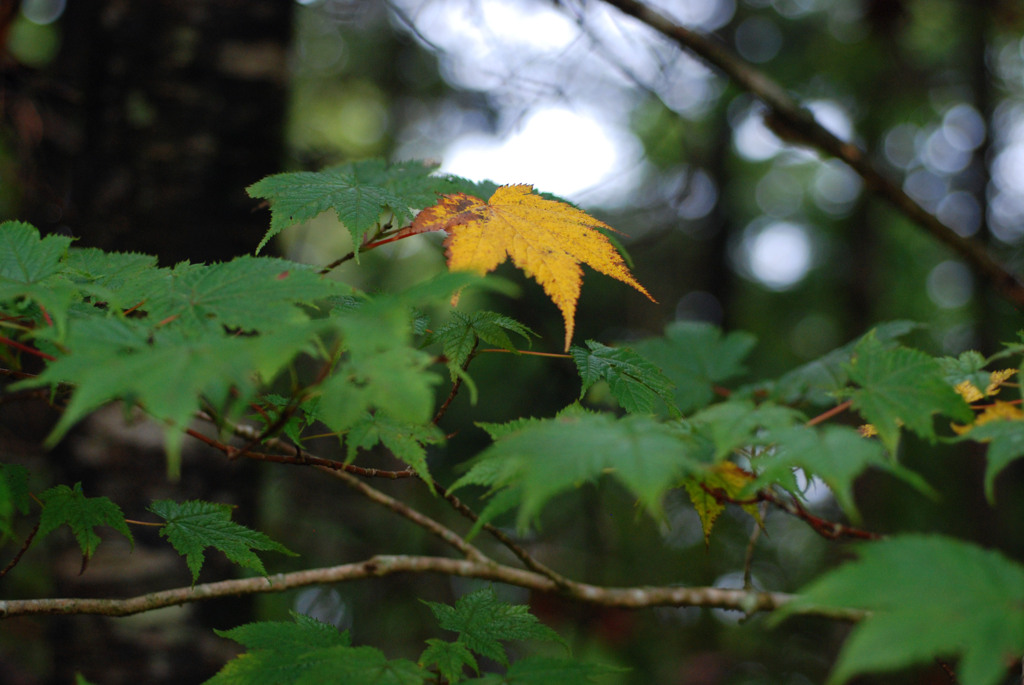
[433,347,476,424]
[123,519,163,527]
[477,348,572,359]
[805,400,852,427]
[316,466,489,563]
[0,336,56,361]
[318,222,408,275]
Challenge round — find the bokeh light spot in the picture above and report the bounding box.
[741,221,814,290]
[926,260,973,308]
[441,106,642,203]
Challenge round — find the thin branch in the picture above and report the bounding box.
[742,504,765,591]
[0,522,39,579]
[437,487,574,590]
[0,553,865,621]
[702,483,883,541]
[195,413,577,588]
[761,490,883,541]
[186,427,417,479]
[589,0,1024,309]
[318,251,357,275]
[433,347,476,424]
[314,465,489,563]
[190,415,486,561]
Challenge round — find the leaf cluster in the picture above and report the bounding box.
[3,158,1024,685]
[208,589,617,684]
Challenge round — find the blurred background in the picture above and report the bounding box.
[1,0,1023,683]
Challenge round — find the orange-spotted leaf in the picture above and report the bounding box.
[954,380,985,404]
[951,400,1024,435]
[404,185,655,350]
[681,462,762,545]
[954,368,1016,403]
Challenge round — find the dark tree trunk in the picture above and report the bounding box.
[22,0,293,265]
[2,2,294,683]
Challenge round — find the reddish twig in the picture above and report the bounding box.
[185,427,417,478]
[433,345,478,425]
[806,400,852,427]
[318,222,399,275]
[193,413,573,587]
[0,522,40,579]
[477,348,573,359]
[0,336,56,361]
[702,483,882,541]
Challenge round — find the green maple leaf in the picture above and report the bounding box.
[428,310,536,371]
[142,256,342,333]
[770,321,919,404]
[936,350,992,396]
[775,535,1024,685]
[350,158,456,209]
[37,483,132,559]
[571,339,677,416]
[149,499,296,583]
[688,400,804,461]
[216,612,352,651]
[316,293,444,434]
[345,413,445,487]
[464,656,624,684]
[20,321,319,476]
[0,220,71,283]
[316,343,441,434]
[439,176,501,202]
[211,613,426,685]
[632,322,756,413]
[247,159,448,255]
[419,639,478,682]
[451,408,704,531]
[0,221,80,335]
[423,589,566,667]
[208,647,421,685]
[845,333,972,454]
[753,425,934,522]
[61,248,163,311]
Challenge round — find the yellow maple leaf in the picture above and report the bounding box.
[404,185,655,351]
